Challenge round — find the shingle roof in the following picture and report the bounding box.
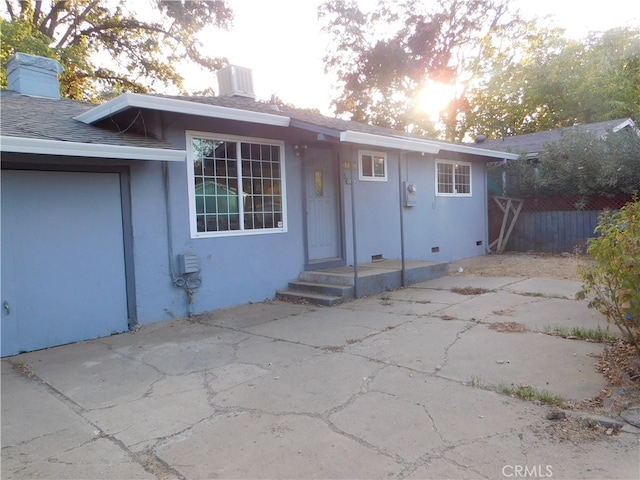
[473,118,636,156]
[1,90,180,150]
[151,94,519,159]
[1,89,516,160]
[158,94,419,138]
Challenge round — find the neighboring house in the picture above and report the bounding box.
[474,118,638,195]
[1,53,516,356]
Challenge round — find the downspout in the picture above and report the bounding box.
[484,164,491,254]
[163,161,200,317]
[398,151,407,287]
[349,151,359,297]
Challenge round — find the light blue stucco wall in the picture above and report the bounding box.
[128,117,307,324]
[4,120,490,330]
[339,148,489,266]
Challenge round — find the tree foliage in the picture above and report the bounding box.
[578,199,640,356]
[498,128,640,199]
[318,0,526,140]
[320,0,640,141]
[1,0,233,100]
[466,28,640,139]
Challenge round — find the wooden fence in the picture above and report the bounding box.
[488,195,633,254]
[501,210,602,254]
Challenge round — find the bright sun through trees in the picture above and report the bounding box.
[416,82,457,121]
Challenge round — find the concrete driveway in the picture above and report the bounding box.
[2,275,639,479]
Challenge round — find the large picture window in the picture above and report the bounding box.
[188,132,286,236]
[436,160,472,196]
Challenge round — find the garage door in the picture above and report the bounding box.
[1,170,129,356]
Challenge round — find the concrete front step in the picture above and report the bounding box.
[276,289,346,307]
[288,280,354,298]
[277,260,449,307]
[276,280,354,306]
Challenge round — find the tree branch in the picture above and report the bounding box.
[55,1,99,48]
[40,0,68,38]
[5,0,16,20]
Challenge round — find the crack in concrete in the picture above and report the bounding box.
[438,321,479,371]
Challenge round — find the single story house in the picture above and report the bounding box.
[1,54,516,356]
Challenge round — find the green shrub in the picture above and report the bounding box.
[577,198,640,355]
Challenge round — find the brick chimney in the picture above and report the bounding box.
[6,53,64,99]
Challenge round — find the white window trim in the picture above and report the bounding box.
[186,130,287,238]
[358,150,388,182]
[435,159,473,197]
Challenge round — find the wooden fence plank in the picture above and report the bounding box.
[503,210,603,253]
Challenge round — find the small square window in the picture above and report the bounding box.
[359,150,387,181]
[436,160,472,196]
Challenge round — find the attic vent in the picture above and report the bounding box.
[216,65,256,99]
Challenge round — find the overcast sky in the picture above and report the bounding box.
[185,0,640,114]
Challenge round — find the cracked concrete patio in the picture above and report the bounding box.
[2,275,639,479]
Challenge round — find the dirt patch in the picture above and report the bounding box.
[572,340,640,415]
[449,252,591,281]
[450,286,492,295]
[488,321,528,333]
[537,415,620,443]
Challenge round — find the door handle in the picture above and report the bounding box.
[3,301,9,315]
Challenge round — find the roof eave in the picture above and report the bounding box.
[441,143,520,160]
[1,136,186,161]
[340,130,440,154]
[73,92,291,128]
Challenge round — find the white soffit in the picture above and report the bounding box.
[1,136,186,162]
[340,130,440,154]
[74,92,291,127]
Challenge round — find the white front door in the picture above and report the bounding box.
[306,150,341,262]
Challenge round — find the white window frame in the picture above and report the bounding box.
[186,131,287,238]
[358,150,388,182]
[435,159,472,197]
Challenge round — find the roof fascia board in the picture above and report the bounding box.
[74,92,291,127]
[612,118,636,132]
[340,130,440,154]
[289,118,341,138]
[1,136,186,162]
[436,142,520,160]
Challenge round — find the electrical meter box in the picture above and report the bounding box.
[404,181,418,207]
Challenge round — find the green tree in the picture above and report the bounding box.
[499,128,640,199]
[1,0,233,100]
[466,27,640,139]
[318,0,526,141]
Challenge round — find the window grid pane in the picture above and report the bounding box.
[437,161,471,195]
[437,163,454,193]
[193,137,283,234]
[455,164,471,194]
[241,141,282,231]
